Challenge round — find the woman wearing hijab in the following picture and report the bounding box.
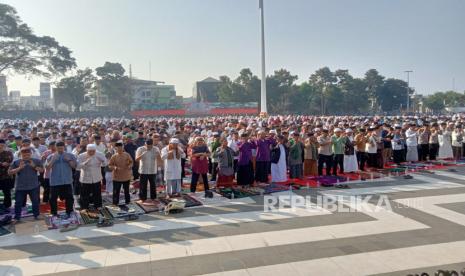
[213,137,237,186]
[189,137,212,196]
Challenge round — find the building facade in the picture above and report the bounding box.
[39,82,51,99]
[0,75,8,100]
[193,77,221,103]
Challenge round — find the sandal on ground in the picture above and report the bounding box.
[124,214,138,221]
[97,219,113,228]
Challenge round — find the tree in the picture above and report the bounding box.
[217,76,234,102]
[234,68,260,102]
[95,62,131,110]
[309,67,337,115]
[423,92,445,112]
[377,78,408,112]
[55,68,95,112]
[333,70,370,114]
[0,4,76,77]
[364,69,385,112]
[267,69,298,114]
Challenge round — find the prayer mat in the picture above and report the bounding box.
[0,226,10,236]
[159,194,202,208]
[79,208,112,225]
[0,205,32,221]
[259,183,290,194]
[216,187,259,199]
[45,212,81,230]
[105,203,145,219]
[430,160,457,166]
[102,193,140,205]
[358,171,383,179]
[40,201,66,214]
[136,199,166,213]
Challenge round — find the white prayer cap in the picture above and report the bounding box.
[269,129,277,134]
[86,144,97,151]
[314,128,321,132]
[334,128,342,132]
[345,128,353,133]
[169,138,180,144]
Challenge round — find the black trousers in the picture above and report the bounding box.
[132,164,140,180]
[0,178,13,209]
[50,184,74,215]
[181,158,186,178]
[113,180,130,205]
[191,172,210,193]
[42,178,50,203]
[237,162,254,186]
[418,144,429,161]
[210,162,218,181]
[367,153,377,168]
[356,152,367,171]
[39,173,50,203]
[333,154,344,175]
[393,150,404,164]
[429,143,439,160]
[139,174,156,200]
[318,154,333,176]
[80,182,102,210]
[255,161,270,183]
[100,167,106,187]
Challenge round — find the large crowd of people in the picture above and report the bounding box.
[0,114,463,224]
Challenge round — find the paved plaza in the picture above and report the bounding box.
[2,168,465,276]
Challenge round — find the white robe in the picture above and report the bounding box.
[271,144,287,182]
[438,132,453,159]
[161,146,186,181]
[343,136,358,172]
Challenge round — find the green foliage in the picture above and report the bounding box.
[55,68,95,111]
[0,3,76,77]
[95,62,131,110]
[377,78,408,112]
[423,91,465,112]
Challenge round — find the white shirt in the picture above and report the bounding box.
[161,146,185,181]
[76,152,107,184]
[366,136,378,153]
[228,138,240,160]
[452,130,463,147]
[136,146,160,174]
[95,143,107,154]
[405,129,418,147]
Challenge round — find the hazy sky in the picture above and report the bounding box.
[2,0,465,97]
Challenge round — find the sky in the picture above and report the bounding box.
[2,0,465,97]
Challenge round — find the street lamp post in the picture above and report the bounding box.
[259,0,267,117]
[405,70,413,112]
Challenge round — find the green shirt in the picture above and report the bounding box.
[331,135,345,155]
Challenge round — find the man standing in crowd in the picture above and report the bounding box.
[76,144,107,210]
[317,129,333,176]
[288,132,304,179]
[45,141,76,217]
[161,138,186,197]
[108,141,133,206]
[8,147,44,222]
[0,139,14,211]
[429,123,440,160]
[254,130,275,184]
[135,139,160,203]
[331,128,345,175]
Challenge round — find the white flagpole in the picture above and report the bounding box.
[259,0,267,116]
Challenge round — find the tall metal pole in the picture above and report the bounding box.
[405,70,413,112]
[259,0,267,115]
